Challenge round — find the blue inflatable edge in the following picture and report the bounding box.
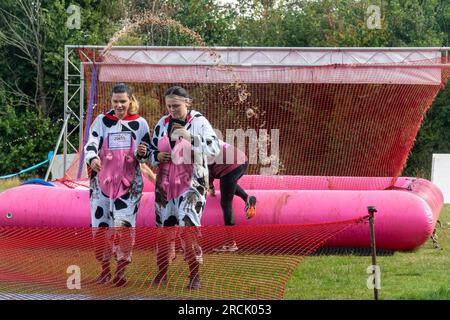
[20,178,55,187]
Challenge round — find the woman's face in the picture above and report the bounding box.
[165,97,189,120]
[111,92,131,119]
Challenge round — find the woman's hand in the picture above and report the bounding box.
[209,185,216,197]
[90,158,102,172]
[157,152,172,163]
[137,143,147,157]
[172,128,191,142]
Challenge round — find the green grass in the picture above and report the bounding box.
[285,205,450,300]
[0,178,21,192]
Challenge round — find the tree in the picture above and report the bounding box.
[0,0,47,114]
[0,0,125,176]
[228,0,443,47]
[0,0,124,117]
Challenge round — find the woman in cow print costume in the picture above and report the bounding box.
[149,86,219,290]
[84,83,151,287]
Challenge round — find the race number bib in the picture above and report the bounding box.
[108,132,132,149]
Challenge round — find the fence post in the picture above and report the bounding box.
[367,206,378,300]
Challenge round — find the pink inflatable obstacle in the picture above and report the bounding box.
[0,176,442,251]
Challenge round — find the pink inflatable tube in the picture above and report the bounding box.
[0,176,443,251]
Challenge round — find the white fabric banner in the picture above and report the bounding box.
[431,153,450,203]
[97,48,443,84]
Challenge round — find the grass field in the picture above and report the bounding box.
[1,179,449,300]
[0,178,21,192]
[285,205,450,300]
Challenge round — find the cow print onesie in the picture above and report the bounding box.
[85,109,150,263]
[148,110,219,264]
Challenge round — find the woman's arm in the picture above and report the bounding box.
[148,118,164,167]
[191,116,220,158]
[135,119,151,162]
[84,116,103,167]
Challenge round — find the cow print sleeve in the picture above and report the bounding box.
[148,117,165,167]
[135,118,151,163]
[191,116,220,158]
[85,116,103,166]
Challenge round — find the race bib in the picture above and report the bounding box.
[108,132,132,149]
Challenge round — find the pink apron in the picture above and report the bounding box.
[157,134,193,201]
[98,131,136,200]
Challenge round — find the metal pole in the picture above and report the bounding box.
[44,113,71,181]
[79,62,85,149]
[367,206,378,300]
[63,45,69,174]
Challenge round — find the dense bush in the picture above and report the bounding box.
[0,103,59,179]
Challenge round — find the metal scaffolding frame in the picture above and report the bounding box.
[61,45,84,175]
[54,45,450,179]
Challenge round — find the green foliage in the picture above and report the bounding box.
[40,0,124,117]
[229,0,444,47]
[404,81,450,178]
[169,0,239,46]
[109,0,239,46]
[0,104,59,179]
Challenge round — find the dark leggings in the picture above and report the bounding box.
[219,162,249,226]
